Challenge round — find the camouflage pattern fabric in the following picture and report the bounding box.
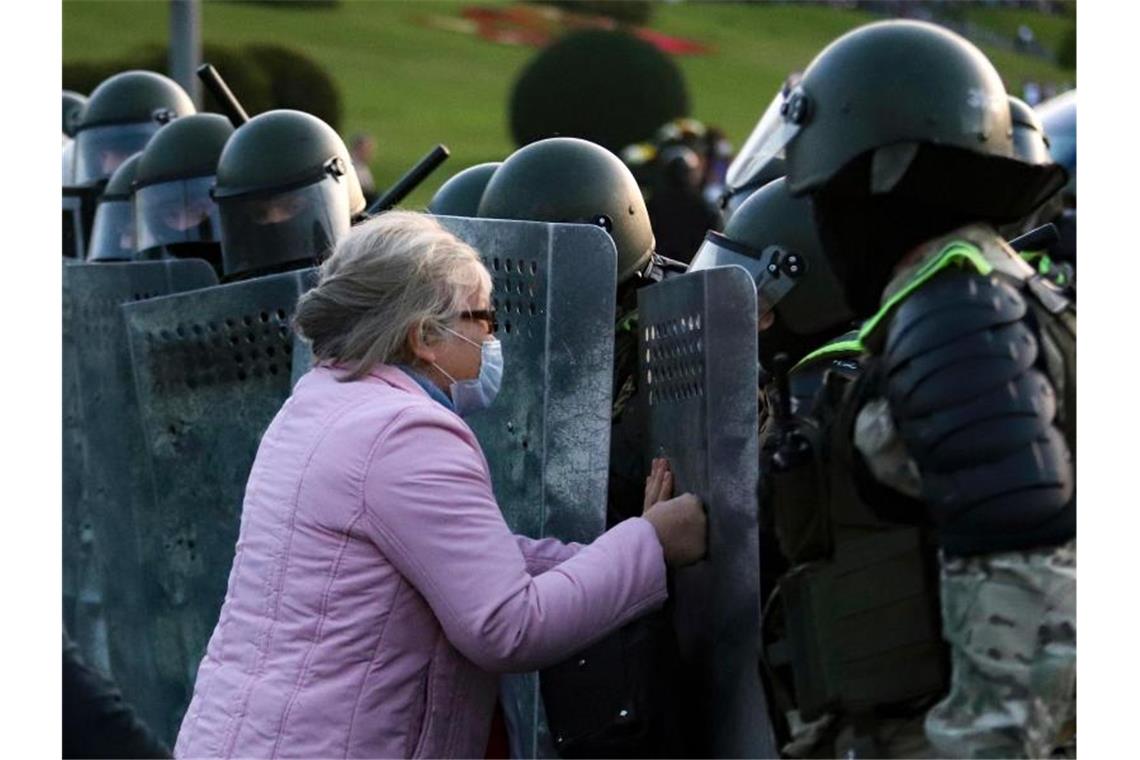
[925,540,1077,759]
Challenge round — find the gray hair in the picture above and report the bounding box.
[294,210,490,381]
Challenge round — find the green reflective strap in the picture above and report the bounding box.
[793,338,865,371]
[859,241,994,343]
[616,309,639,334]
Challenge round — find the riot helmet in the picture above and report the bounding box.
[478,137,655,285]
[62,90,87,139]
[690,177,853,363]
[427,162,501,217]
[88,153,143,262]
[212,109,365,280]
[133,113,233,273]
[72,71,194,188]
[727,21,1066,316]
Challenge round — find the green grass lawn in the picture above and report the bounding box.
[63,0,1075,208]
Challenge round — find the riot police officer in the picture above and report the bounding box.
[64,71,194,259]
[729,20,1075,758]
[477,136,686,756]
[478,136,686,526]
[71,71,194,189]
[132,113,234,275]
[426,162,500,217]
[211,109,366,281]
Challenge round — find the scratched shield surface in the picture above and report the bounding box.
[122,268,316,743]
[437,216,618,759]
[638,265,778,758]
[63,259,218,733]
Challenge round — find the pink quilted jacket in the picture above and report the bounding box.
[174,364,668,758]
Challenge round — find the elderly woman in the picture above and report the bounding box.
[174,211,706,758]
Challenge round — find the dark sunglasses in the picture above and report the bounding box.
[460,309,499,333]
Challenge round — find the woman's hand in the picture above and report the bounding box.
[641,458,707,567]
[642,457,674,514]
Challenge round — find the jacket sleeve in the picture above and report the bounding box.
[515,535,584,575]
[360,406,668,673]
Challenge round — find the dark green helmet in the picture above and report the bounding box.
[728,21,1064,219]
[72,71,195,187]
[88,152,142,262]
[427,162,501,217]
[1009,96,1052,166]
[62,90,87,138]
[690,177,852,354]
[213,109,363,279]
[133,113,234,269]
[478,137,654,284]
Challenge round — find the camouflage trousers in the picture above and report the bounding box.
[925,540,1076,759]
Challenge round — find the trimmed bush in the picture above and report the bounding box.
[246,44,343,130]
[509,29,690,152]
[63,42,338,127]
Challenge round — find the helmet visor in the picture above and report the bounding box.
[725,90,803,193]
[135,176,221,253]
[73,122,161,186]
[218,177,351,275]
[88,199,136,261]
[689,231,804,317]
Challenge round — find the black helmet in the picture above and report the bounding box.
[478,137,655,284]
[213,109,364,279]
[427,162,500,217]
[729,21,1064,216]
[690,177,853,362]
[62,90,87,139]
[71,70,195,188]
[133,113,233,271]
[728,21,1066,316]
[87,152,143,262]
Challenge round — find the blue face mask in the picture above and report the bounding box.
[433,328,503,416]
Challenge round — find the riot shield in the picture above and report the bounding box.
[62,263,87,659]
[63,260,218,729]
[438,217,618,759]
[121,268,317,743]
[637,266,778,758]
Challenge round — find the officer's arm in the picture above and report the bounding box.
[877,270,1074,556]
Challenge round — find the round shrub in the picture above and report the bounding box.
[509,29,690,152]
[246,44,343,130]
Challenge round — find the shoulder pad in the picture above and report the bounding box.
[885,271,1027,369]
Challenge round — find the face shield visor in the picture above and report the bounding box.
[725,87,807,197]
[689,231,805,318]
[217,175,351,278]
[135,175,222,254]
[73,121,162,187]
[88,198,136,261]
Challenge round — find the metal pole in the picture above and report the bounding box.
[170,0,202,108]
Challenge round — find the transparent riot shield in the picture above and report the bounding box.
[438,217,619,759]
[63,260,218,730]
[121,268,317,743]
[637,266,778,758]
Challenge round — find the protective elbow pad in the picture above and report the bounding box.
[882,272,1074,555]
